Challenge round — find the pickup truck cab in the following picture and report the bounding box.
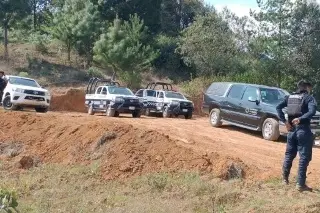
[135,82,194,119]
[2,75,51,113]
[85,78,143,117]
[202,82,320,141]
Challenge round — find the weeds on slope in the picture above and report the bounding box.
[0,162,320,213]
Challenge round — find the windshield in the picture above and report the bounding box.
[9,77,40,88]
[260,88,286,104]
[146,89,156,97]
[108,87,133,95]
[165,91,185,99]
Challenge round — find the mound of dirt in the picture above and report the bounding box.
[50,89,86,113]
[0,111,251,180]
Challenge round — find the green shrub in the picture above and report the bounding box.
[28,33,51,54]
[87,67,105,79]
[18,72,29,78]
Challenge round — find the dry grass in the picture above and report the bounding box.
[0,162,320,213]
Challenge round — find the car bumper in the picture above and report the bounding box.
[167,104,194,115]
[10,92,50,107]
[110,102,143,113]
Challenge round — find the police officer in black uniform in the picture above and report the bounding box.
[0,71,6,105]
[276,80,317,192]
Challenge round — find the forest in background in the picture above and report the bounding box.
[1,0,320,103]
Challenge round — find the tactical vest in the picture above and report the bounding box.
[287,93,305,117]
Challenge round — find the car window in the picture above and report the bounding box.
[159,92,164,98]
[96,87,102,94]
[206,82,229,96]
[108,87,134,95]
[242,86,258,101]
[165,91,186,99]
[136,90,143,97]
[146,90,156,97]
[260,88,284,104]
[227,84,246,99]
[101,87,107,94]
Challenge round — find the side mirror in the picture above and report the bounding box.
[248,96,259,104]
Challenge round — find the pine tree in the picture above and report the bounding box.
[93,14,159,88]
[0,0,31,59]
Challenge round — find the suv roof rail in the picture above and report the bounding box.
[86,77,120,94]
[146,82,173,91]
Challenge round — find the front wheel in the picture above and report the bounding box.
[106,107,116,117]
[35,107,48,113]
[88,105,94,115]
[3,95,18,111]
[184,112,192,119]
[162,106,171,118]
[262,118,280,141]
[132,110,141,118]
[145,108,151,116]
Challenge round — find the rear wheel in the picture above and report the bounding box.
[262,118,280,141]
[35,107,48,113]
[209,108,222,127]
[132,110,141,118]
[106,107,116,117]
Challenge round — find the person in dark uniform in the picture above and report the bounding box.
[0,71,7,105]
[276,80,317,192]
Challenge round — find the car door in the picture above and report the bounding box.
[239,86,263,128]
[223,84,246,124]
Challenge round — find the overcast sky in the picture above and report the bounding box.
[204,0,259,17]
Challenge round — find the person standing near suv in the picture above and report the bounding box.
[0,71,8,105]
[276,80,317,192]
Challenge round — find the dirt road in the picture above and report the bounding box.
[1,110,320,185]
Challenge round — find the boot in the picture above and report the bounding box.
[296,184,313,192]
[282,174,289,185]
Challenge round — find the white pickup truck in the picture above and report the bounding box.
[85,78,143,117]
[135,82,194,119]
[2,75,51,113]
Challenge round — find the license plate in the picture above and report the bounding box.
[182,109,188,112]
[129,106,135,110]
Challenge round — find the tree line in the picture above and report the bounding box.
[1,0,320,102]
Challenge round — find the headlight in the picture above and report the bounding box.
[45,92,50,96]
[12,88,24,93]
[139,98,144,103]
[112,97,124,103]
[170,100,180,105]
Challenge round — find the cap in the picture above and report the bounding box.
[297,79,312,88]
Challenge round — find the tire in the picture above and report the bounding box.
[132,110,141,118]
[145,108,151,116]
[114,111,120,117]
[35,107,48,113]
[88,105,94,115]
[262,118,280,141]
[106,107,116,117]
[209,108,222,127]
[3,95,18,111]
[184,112,192,119]
[162,106,171,118]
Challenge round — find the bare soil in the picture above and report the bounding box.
[1,108,320,186]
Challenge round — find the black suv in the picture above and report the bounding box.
[202,82,320,141]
